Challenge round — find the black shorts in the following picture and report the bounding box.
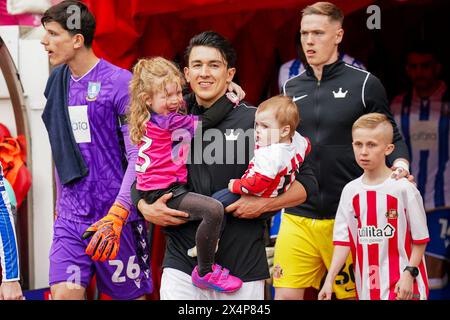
[138,183,190,209]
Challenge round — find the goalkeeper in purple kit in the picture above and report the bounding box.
[41,0,152,300]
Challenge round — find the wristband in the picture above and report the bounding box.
[226,92,240,107]
[110,202,130,222]
[394,160,409,174]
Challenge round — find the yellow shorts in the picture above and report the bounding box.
[272,213,356,299]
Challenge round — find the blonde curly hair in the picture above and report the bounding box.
[128,57,186,145]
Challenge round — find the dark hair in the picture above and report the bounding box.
[184,31,237,68]
[405,41,440,62]
[41,0,96,48]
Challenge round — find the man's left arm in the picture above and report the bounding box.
[365,75,411,176]
[225,180,306,219]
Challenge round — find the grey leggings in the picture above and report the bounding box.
[168,192,224,276]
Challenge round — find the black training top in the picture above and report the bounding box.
[284,60,409,219]
[162,93,270,281]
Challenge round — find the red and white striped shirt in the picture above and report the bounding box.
[334,176,429,300]
[231,131,310,197]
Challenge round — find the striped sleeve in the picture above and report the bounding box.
[0,165,20,281]
[333,184,353,246]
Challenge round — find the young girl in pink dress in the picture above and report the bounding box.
[128,57,242,293]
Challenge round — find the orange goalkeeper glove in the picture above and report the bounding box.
[82,202,129,262]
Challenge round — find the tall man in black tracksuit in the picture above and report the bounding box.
[273,2,411,300]
[134,31,316,300]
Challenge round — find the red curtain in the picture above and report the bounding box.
[82,0,373,104]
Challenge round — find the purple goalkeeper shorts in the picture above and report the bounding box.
[49,216,153,299]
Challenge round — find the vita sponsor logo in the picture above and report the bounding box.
[358,224,395,244]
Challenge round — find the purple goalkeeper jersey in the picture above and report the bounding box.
[55,59,138,224]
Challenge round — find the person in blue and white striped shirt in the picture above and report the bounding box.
[0,163,22,300]
[390,43,450,290]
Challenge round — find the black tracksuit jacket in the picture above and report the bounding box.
[284,60,409,219]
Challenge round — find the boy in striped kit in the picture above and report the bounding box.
[319,113,429,300]
[0,163,23,300]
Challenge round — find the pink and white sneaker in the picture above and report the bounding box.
[192,264,243,293]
